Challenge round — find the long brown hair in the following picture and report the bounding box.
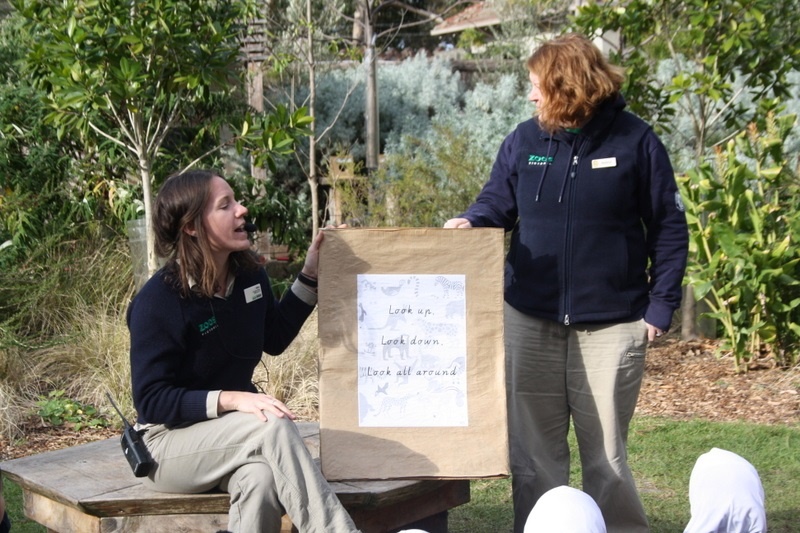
[152,169,260,297]
[526,33,625,133]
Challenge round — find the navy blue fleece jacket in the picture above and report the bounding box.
[462,96,688,331]
[127,266,314,425]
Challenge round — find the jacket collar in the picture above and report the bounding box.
[540,94,626,142]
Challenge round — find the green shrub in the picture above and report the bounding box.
[36,389,109,431]
[680,111,800,369]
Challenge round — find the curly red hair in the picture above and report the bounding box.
[526,33,625,133]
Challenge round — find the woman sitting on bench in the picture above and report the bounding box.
[127,169,358,533]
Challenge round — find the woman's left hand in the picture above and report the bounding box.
[646,322,665,342]
[301,225,347,280]
[218,391,296,422]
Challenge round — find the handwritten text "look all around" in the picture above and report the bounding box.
[360,366,459,377]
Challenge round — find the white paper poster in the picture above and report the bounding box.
[357,274,468,427]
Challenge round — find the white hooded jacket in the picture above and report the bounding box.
[684,448,767,533]
[524,485,607,533]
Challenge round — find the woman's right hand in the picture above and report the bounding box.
[444,218,472,229]
[218,391,296,422]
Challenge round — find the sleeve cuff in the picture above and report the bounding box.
[207,390,222,418]
[291,278,318,306]
[644,300,674,332]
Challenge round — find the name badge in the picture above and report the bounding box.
[244,284,263,303]
[592,157,617,169]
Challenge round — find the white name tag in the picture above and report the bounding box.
[592,157,617,169]
[244,284,263,303]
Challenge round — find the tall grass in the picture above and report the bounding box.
[0,235,135,437]
[26,292,135,422]
[0,233,321,440]
[255,310,320,421]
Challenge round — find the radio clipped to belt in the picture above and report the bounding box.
[106,393,154,477]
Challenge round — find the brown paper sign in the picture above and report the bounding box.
[318,228,509,480]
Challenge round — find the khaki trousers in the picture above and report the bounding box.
[505,303,649,533]
[141,412,358,533]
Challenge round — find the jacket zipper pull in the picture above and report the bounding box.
[571,155,579,178]
[564,314,570,326]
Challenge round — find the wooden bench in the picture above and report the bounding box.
[0,421,470,533]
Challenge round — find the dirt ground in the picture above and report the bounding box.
[1,334,798,462]
[637,335,799,426]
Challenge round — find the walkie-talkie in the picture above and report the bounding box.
[106,393,154,477]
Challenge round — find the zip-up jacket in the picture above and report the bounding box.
[462,95,688,331]
[127,266,314,426]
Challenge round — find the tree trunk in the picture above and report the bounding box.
[247,61,267,183]
[364,0,379,173]
[681,285,716,340]
[245,6,268,183]
[681,285,699,341]
[139,157,159,277]
[307,0,320,237]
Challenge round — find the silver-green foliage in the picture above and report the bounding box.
[307,53,465,161]
[304,52,530,158]
[653,56,762,174]
[335,125,489,228]
[424,73,530,167]
[326,57,530,227]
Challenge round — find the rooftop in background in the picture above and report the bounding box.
[431,1,501,36]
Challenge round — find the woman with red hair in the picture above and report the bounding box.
[446,34,688,532]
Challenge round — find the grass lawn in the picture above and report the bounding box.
[3,417,798,532]
[449,416,799,533]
